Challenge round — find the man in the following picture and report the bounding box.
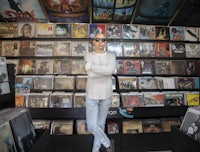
[84,33,116,152]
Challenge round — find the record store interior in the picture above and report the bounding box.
[0,0,200,152]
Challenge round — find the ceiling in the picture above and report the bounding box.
[0,0,200,27]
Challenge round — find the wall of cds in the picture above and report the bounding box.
[0,22,199,136]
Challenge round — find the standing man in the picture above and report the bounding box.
[84,33,116,152]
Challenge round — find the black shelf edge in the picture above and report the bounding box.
[29,106,188,119]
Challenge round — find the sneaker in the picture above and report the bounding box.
[106,139,115,152]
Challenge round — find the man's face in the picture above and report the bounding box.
[93,33,107,52]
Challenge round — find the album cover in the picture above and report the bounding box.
[169,26,185,41]
[115,60,123,75]
[35,59,53,75]
[6,59,19,75]
[161,117,181,132]
[138,77,157,90]
[155,26,170,40]
[111,92,120,108]
[107,121,119,134]
[71,59,86,74]
[107,42,123,57]
[89,23,106,38]
[35,41,55,56]
[142,119,163,133]
[76,120,90,134]
[32,119,51,129]
[122,24,140,39]
[118,76,138,90]
[0,57,9,82]
[144,92,164,107]
[0,82,10,95]
[155,77,164,89]
[123,42,140,57]
[33,76,54,90]
[0,0,47,22]
[15,83,30,93]
[170,43,186,58]
[113,6,134,23]
[0,41,1,55]
[155,43,170,57]
[73,93,86,108]
[185,60,197,75]
[162,77,176,89]
[76,75,87,90]
[0,22,18,38]
[140,25,156,40]
[184,27,198,41]
[41,0,89,23]
[123,60,140,75]
[185,43,200,58]
[92,7,113,22]
[180,107,200,142]
[54,23,71,38]
[0,121,17,152]
[122,120,143,134]
[155,60,171,75]
[53,59,72,75]
[185,92,199,106]
[194,77,200,89]
[164,92,185,106]
[54,75,75,90]
[121,92,144,107]
[51,120,73,135]
[18,59,35,74]
[1,41,19,57]
[170,60,186,75]
[71,41,89,56]
[19,41,36,56]
[35,23,54,38]
[27,93,49,108]
[175,77,195,89]
[49,92,73,108]
[18,23,35,38]
[15,75,34,89]
[72,23,89,38]
[195,61,200,75]
[140,60,155,75]
[15,93,27,108]
[112,76,116,90]
[139,42,156,57]
[9,109,37,152]
[106,24,123,38]
[54,41,71,56]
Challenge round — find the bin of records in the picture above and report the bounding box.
[50,92,73,108]
[73,92,86,108]
[26,93,50,108]
[50,120,73,135]
[0,108,37,152]
[180,106,200,143]
[76,119,90,134]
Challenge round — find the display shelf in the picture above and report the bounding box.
[30,129,50,152]
[171,126,200,152]
[122,132,172,152]
[0,64,15,109]
[49,134,93,152]
[48,133,121,152]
